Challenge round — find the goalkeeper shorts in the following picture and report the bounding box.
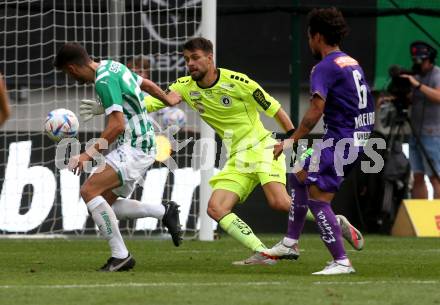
[209,136,286,203]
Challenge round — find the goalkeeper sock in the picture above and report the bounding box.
[219,213,266,252]
[112,198,165,220]
[87,196,128,259]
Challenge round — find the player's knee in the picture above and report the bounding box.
[207,199,228,221]
[80,183,97,203]
[268,196,290,212]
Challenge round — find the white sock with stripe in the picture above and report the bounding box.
[87,196,128,259]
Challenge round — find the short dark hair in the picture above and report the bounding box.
[307,7,349,46]
[183,37,213,53]
[53,43,90,69]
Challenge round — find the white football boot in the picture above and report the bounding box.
[232,252,277,266]
[263,241,300,260]
[312,261,355,275]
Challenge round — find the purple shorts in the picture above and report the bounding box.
[291,142,362,193]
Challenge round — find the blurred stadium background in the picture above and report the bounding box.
[1,0,440,236]
[1,1,440,305]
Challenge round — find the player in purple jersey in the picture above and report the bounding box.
[266,7,375,275]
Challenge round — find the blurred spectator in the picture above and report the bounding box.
[400,41,440,198]
[127,55,150,79]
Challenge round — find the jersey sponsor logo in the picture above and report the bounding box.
[252,89,271,110]
[354,131,371,147]
[220,83,235,90]
[220,95,232,107]
[334,56,359,68]
[190,91,201,97]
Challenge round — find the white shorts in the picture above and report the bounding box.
[106,144,155,197]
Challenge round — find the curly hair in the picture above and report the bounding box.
[307,7,349,46]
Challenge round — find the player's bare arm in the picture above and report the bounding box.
[69,111,125,175]
[274,96,324,159]
[140,78,182,106]
[0,73,11,126]
[274,107,295,132]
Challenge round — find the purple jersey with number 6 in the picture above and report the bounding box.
[310,51,374,145]
[298,51,375,193]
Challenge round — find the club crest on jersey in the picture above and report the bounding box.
[220,95,232,107]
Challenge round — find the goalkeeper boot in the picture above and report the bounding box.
[336,215,364,251]
[232,252,277,266]
[162,201,183,247]
[312,260,355,275]
[263,241,300,260]
[99,253,136,272]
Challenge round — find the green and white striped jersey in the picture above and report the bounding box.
[95,60,155,153]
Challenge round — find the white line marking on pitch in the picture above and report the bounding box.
[0,281,286,289]
[313,280,439,285]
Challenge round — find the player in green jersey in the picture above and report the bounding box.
[54,43,183,271]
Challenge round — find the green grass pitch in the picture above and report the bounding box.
[0,234,439,305]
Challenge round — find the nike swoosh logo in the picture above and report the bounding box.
[108,256,131,271]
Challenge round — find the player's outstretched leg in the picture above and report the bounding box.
[308,198,355,275]
[264,174,307,260]
[220,213,276,266]
[336,214,364,251]
[208,190,276,265]
[111,198,183,247]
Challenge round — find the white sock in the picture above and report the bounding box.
[283,237,298,247]
[112,198,166,220]
[87,196,129,259]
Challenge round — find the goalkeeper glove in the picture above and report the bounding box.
[79,99,105,122]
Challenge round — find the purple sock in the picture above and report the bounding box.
[286,174,309,240]
[308,199,347,261]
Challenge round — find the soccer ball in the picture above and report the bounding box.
[162,107,186,129]
[44,108,79,142]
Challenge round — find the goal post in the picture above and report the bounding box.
[198,0,216,241]
[0,0,217,239]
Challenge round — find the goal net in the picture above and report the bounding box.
[0,0,215,238]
